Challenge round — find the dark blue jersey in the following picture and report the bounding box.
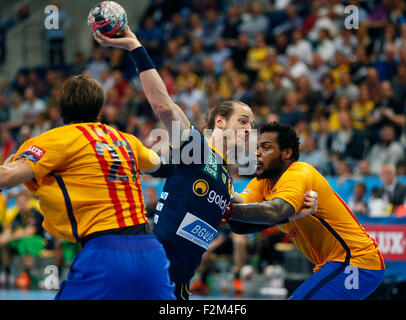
[153,127,233,283]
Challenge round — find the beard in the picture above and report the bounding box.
[256,155,285,180]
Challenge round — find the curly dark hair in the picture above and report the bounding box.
[260,122,300,161]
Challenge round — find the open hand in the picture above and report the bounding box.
[93,27,140,51]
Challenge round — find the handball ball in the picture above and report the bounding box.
[88,1,127,38]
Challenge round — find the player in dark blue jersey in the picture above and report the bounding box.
[94,28,317,300]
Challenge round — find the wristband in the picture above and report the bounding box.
[129,46,155,74]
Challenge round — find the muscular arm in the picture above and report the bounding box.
[0,159,34,190]
[230,197,295,225]
[93,29,190,143]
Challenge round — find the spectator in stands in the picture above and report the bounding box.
[318,73,336,109]
[331,51,350,88]
[367,81,405,139]
[335,72,359,103]
[137,16,163,61]
[272,4,303,38]
[177,76,207,119]
[210,38,231,75]
[257,48,283,83]
[0,126,16,163]
[221,5,241,43]
[367,125,405,175]
[187,39,206,75]
[308,53,329,91]
[0,187,45,289]
[285,52,309,81]
[391,62,406,110]
[164,13,186,42]
[246,33,272,78]
[374,163,406,216]
[348,183,368,216]
[354,159,372,178]
[238,2,269,38]
[85,48,108,83]
[279,92,305,127]
[351,83,374,131]
[0,94,9,123]
[295,74,319,116]
[374,43,398,81]
[365,67,382,104]
[230,33,249,73]
[350,46,373,84]
[45,1,68,68]
[299,135,330,175]
[329,110,367,169]
[229,73,253,105]
[201,9,224,49]
[315,29,335,64]
[264,72,289,115]
[333,28,358,58]
[286,29,313,65]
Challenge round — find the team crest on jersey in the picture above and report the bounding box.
[193,179,209,196]
[17,145,46,162]
[202,152,218,180]
[222,173,227,184]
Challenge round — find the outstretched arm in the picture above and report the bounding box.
[231,197,295,225]
[0,155,34,190]
[93,28,190,143]
[229,191,318,226]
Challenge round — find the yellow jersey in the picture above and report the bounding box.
[13,123,159,243]
[240,162,385,272]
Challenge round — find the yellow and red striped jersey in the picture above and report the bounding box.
[240,162,385,272]
[13,122,159,242]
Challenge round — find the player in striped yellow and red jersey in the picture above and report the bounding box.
[0,75,175,300]
[14,122,157,242]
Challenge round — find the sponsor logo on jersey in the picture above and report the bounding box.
[17,145,46,163]
[154,214,159,224]
[202,152,218,180]
[176,212,217,250]
[160,192,169,200]
[193,179,209,196]
[228,179,233,196]
[207,190,229,213]
[156,202,164,211]
[222,173,227,184]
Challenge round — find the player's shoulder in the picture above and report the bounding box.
[287,161,318,176]
[34,123,86,141]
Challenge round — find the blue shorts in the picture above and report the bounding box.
[55,234,176,300]
[290,261,384,300]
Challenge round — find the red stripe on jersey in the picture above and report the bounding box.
[76,125,126,228]
[114,129,146,221]
[333,191,385,269]
[100,125,141,225]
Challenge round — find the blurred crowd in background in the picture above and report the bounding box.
[0,0,406,292]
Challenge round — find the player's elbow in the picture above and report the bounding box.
[152,101,174,116]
